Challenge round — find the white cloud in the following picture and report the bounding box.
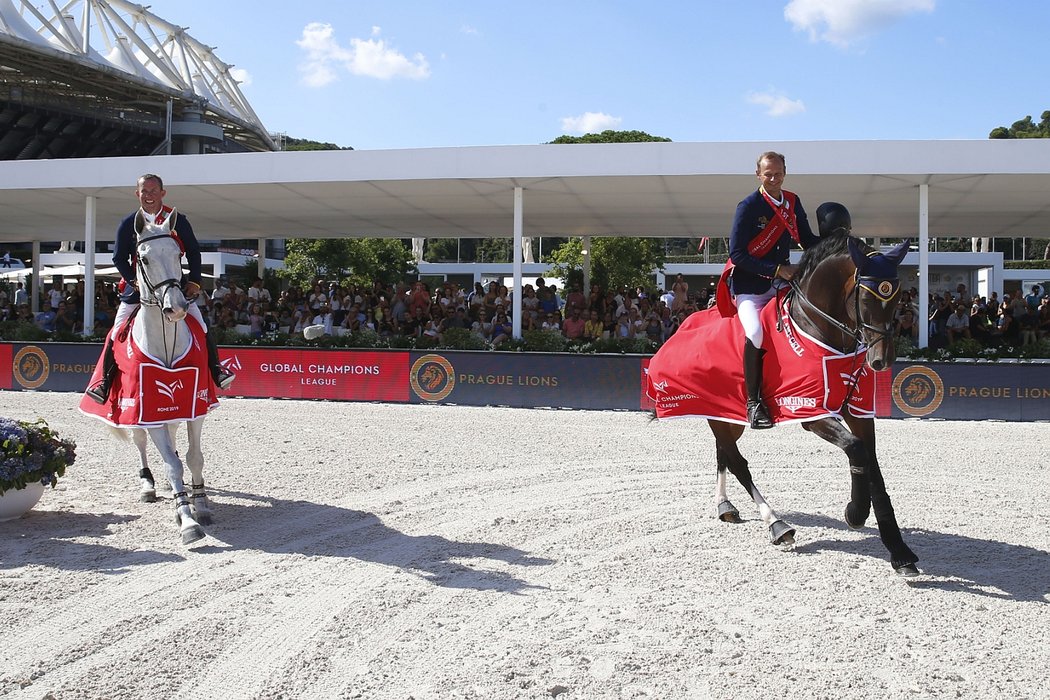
[296,22,431,87]
[784,0,935,48]
[460,24,479,35]
[560,112,622,134]
[747,90,805,117]
[228,67,251,87]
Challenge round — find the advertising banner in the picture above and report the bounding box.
[406,351,644,410]
[890,361,1050,421]
[214,347,410,402]
[2,343,1049,421]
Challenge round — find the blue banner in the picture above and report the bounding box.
[890,361,1050,421]
[406,350,645,410]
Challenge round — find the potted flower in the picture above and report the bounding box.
[0,418,76,521]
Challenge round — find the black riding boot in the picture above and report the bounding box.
[85,337,118,404]
[206,327,235,390]
[744,339,774,430]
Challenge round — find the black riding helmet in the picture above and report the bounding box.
[816,202,851,237]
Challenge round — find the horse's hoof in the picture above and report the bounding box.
[844,504,868,530]
[181,525,206,545]
[717,500,742,523]
[770,520,796,546]
[894,563,920,578]
[140,491,156,503]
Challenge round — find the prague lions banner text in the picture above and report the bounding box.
[407,351,644,410]
[890,361,1050,421]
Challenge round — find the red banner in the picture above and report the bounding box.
[215,348,410,402]
[0,344,11,389]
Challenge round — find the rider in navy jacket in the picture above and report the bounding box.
[728,152,819,429]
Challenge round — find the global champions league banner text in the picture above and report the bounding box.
[2,343,1049,420]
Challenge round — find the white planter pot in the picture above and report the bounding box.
[0,481,46,522]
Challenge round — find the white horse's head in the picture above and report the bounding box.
[136,211,188,322]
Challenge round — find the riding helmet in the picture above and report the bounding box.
[816,202,851,237]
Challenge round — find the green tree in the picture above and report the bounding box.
[280,238,415,288]
[989,111,1050,139]
[283,136,355,151]
[547,129,671,144]
[547,237,665,293]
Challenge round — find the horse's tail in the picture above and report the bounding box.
[107,425,131,442]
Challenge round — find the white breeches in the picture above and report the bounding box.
[735,289,775,347]
[110,300,205,340]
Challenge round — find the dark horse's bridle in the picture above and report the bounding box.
[783,269,900,353]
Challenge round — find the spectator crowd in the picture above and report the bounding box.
[3,274,1049,352]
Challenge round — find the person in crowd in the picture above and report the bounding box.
[928,293,952,342]
[85,173,234,404]
[562,307,586,340]
[615,309,635,338]
[945,303,971,344]
[471,310,493,341]
[583,309,603,341]
[969,307,996,344]
[671,273,689,313]
[491,310,513,348]
[13,282,28,307]
[248,303,265,338]
[541,311,560,333]
[895,309,919,343]
[54,300,77,333]
[644,311,664,344]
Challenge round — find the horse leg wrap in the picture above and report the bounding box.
[189,482,213,525]
[173,491,205,544]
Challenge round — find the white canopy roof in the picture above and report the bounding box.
[1,139,1049,243]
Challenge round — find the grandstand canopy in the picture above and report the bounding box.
[1,139,1050,243]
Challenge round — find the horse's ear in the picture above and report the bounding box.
[847,235,869,270]
[883,239,910,266]
[165,208,177,231]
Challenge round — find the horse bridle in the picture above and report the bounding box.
[786,271,900,351]
[135,232,183,309]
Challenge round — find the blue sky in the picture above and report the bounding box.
[135,0,1048,150]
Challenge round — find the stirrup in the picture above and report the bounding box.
[746,400,774,430]
[85,383,109,404]
[215,368,235,390]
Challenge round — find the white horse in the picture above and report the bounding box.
[125,215,213,543]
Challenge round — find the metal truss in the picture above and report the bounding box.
[0,0,273,151]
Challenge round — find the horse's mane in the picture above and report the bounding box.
[795,231,872,282]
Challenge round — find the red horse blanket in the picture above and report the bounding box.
[646,300,874,425]
[79,315,219,428]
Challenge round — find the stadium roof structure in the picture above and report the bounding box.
[0,0,273,158]
[0,139,1049,243]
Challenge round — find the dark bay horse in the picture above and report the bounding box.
[650,230,919,576]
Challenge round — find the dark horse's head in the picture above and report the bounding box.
[794,204,909,372]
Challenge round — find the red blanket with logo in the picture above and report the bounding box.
[79,315,219,427]
[646,300,874,425]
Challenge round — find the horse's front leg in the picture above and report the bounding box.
[709,420,795,546]
[803,416,918,576]
[146,425,205,545]
[131,428,156,503]
[183,417,212,525]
